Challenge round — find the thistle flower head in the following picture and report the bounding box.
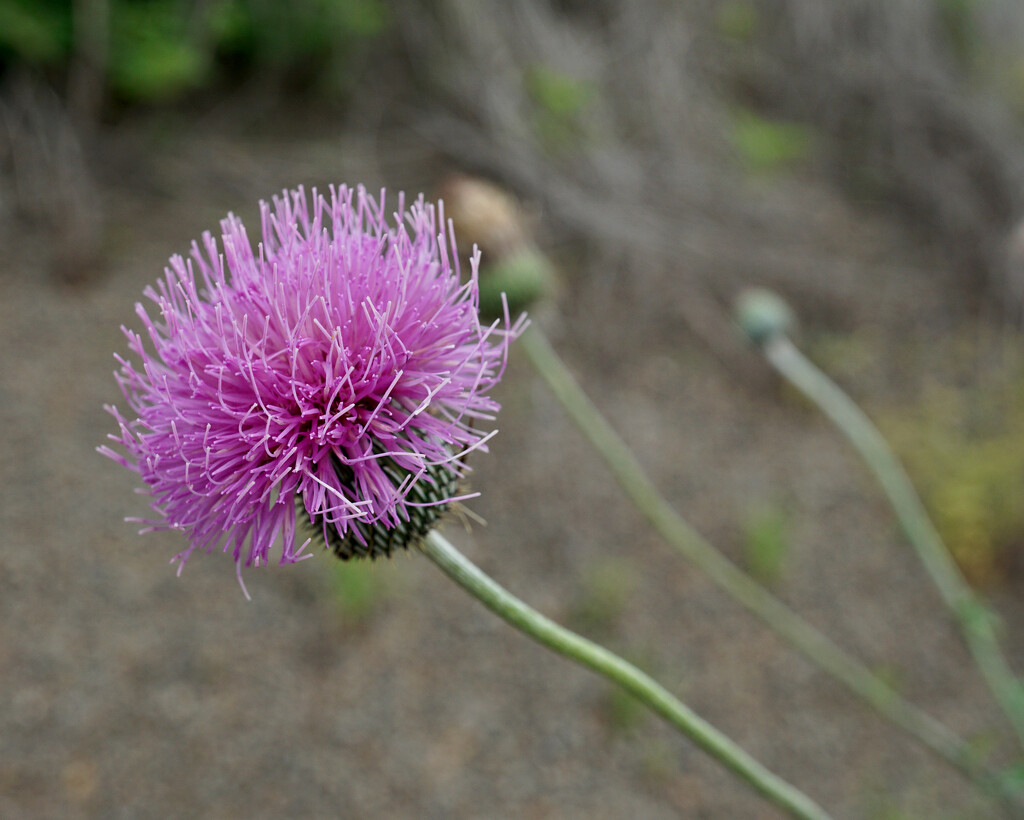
[101,185,524,591]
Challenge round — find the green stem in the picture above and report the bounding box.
[421,529,833,820]
[519,324,1018,806]
[761,334,1024,753]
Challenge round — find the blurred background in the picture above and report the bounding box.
[3,0,1024,817]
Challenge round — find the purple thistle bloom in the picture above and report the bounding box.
[101,185,524,593]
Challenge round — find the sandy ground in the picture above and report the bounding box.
[1,121,1022,819]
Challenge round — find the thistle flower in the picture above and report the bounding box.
[101,185,523,591]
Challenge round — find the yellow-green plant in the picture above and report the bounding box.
[881,379,1024,586]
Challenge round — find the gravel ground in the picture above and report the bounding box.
[1,122,1022,819]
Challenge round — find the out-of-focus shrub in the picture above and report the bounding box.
[0,0,389,106]
[882,376,1024,586]
[109,0,207,102]
[207,0,388,96]
[0,1,69,68]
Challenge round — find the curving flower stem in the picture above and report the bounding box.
[421,529,833,820]
[760,333,1024,753]
[518,325,1022,807]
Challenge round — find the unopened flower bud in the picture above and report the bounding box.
[441,175,555,319]
[734,288,795,346]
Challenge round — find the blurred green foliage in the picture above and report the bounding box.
[881,377,1024,586]
[935,0,979,70]
[998,57,1024,118]
[806,331,882,385]
[0,0,388,105]
[730,108,814,174]
[327,556,387,622]
[741,501,790,585]
[568,556,639,636]
[637,737,677,783]
[0,1,70,65]
[999,761,1024,801]
[866,805,909,820]
[525,64,594,149]
[599,644,663,735]
[566,558,650,734]
[208,0,387,94]
[603,671,648,732]
[109,1,206,101]
[715,0,759,44]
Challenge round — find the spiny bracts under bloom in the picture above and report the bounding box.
[101,185,524,591]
